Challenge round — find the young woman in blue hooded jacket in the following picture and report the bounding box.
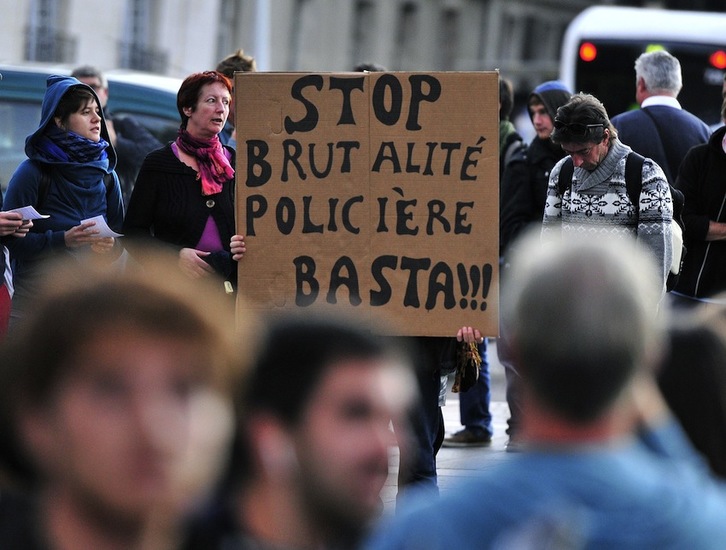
[3,75,124,325]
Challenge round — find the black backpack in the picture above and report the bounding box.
[557,152,686,292]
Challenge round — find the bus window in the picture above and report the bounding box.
[561,7,726,128]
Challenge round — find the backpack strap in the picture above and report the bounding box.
[556,157,575,198]
[502,137,526,169]
[558,153,644,206]
[34,161,53,209]
[624,152,645,216]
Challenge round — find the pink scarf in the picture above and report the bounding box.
[175,128,235,195]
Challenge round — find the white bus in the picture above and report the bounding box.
[560,6,726,127]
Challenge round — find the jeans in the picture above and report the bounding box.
[458,339,493,437]
[397,337,452,500]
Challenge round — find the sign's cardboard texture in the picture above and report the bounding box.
[235,71,499,336]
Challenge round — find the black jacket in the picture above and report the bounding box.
[500,137,565,257]
[673,125,726,299]
[123,144,237,280]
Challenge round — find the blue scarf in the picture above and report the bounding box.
[36,124,109,164]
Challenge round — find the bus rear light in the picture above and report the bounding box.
[579,42,597,62]
[709,50,726,70]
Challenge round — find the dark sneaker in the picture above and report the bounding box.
[442,428,492,448]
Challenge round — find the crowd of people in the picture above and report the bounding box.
[1,45,726,550]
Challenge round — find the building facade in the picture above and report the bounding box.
[2,0,628,90]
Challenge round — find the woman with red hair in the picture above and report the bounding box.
[123,71,245,290]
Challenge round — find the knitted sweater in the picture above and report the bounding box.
[543,139,672,292]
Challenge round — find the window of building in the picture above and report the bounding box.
[120,0,167,73]
[439,8,460,70]
[394,2,419,70]
[25,0,75,62]
[351,0,376,69]
[217,0,242,61]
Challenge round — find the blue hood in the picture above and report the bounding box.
[25,75,117,173]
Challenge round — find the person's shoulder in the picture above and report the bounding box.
[640,156,669,184]
[5,160,43,198]
[611,109,646,127]
[502,134,527,166]
[681,139,711,164]
[367,481,496,550]
[549,154,571,179]
[10,159,42,178]
[650,105,709,130]
[141,143,176,166]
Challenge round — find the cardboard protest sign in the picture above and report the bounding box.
[235,71,499,336]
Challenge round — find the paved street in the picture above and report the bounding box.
[381,340,512,512]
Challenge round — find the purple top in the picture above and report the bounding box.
[171,141,228,252]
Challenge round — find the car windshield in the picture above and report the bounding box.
[0,68,181,194]
[0,99,41,193]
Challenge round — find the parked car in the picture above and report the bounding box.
[0,63,181,193]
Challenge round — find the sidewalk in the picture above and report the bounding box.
[381,340,512,511]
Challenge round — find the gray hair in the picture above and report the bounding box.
[501,230,665,422]
[634,50,682,96]
[70,65,108,89]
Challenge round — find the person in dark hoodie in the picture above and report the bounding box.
[497,80,572,451]
[3,75,124,326]
[670,98,726,306]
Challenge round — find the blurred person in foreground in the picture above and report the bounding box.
[183,313,417,550]
[365,232,726,549]
[0,249,253,549]
[658,305,726,480]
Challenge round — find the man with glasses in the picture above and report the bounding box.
[543,93,673,296]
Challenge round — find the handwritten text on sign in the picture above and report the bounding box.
[236,72,499,336]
